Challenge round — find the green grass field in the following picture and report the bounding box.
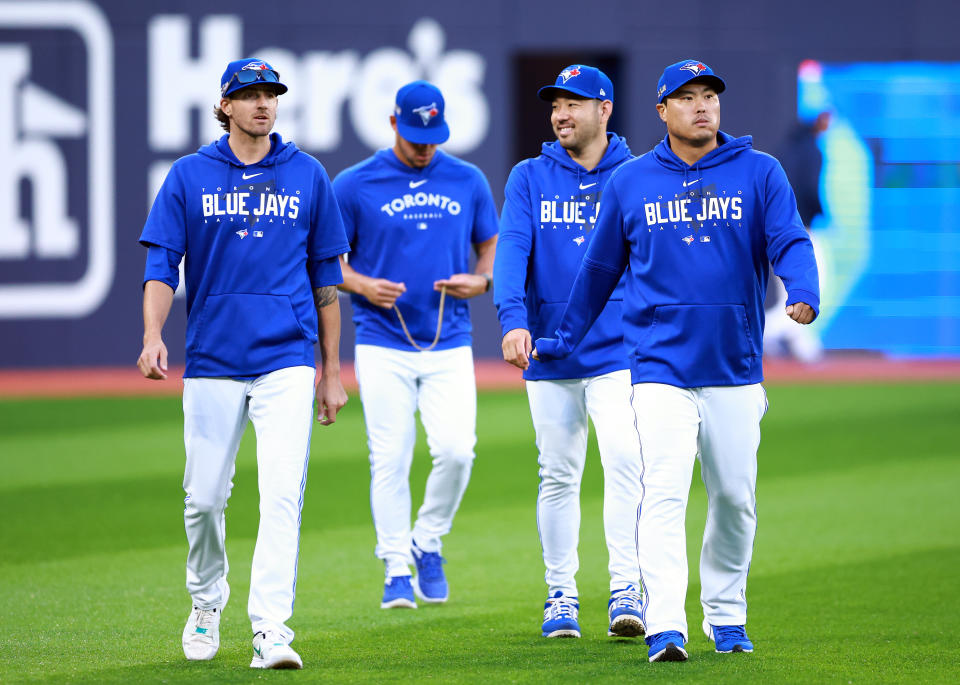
[3,382,959,683]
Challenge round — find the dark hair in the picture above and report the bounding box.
[213,104,230,132]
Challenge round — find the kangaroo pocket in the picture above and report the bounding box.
[188,293,306,371]
[639,304,754,383]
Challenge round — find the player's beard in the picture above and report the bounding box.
[555,113,603,158]
[228,103,276,140]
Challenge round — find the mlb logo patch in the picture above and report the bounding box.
[700,235,711,242]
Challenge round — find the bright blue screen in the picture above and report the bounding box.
[798,61,960,357]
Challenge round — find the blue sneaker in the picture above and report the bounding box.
[380,575,417,609]
[541,592,581,638]
[608,584,645,637]
[646,630,688,662]
[411,541,448,603]
[703,619,754,653]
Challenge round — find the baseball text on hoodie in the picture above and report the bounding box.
[333,149,499,351]
[494,133,633,380]
[536,132,820,387]
[141,133,349,378]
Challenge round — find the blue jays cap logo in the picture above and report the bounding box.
[560,66,582,83]
[242,61,270,72]
[412,102,440,126]
[680,62,707,77]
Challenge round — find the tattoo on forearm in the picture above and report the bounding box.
[314,285,338,308]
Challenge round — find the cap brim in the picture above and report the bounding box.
[659,75,725,102]
[223,81,288,98]
[537,85,607,102]
[396,120,450,144]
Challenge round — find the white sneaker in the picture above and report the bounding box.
[182,606,221,661]
[250,631,303,670]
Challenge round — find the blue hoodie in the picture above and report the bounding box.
[494,133,633,380]
[140,133,350,378]
[535,132,820,387]
[333,148,499,351]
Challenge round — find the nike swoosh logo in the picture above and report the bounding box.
[409,179,428,188]
[682,179,701,187]
[242,172,263,180]
[579,182,597,190]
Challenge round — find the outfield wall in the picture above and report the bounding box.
[1,0,958,369]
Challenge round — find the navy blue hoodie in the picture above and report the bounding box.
[494,133,633,380]
[536,132,820,387]
[141,133,350,378]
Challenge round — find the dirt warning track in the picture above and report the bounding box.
[1,356,960,399]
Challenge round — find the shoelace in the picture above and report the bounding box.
[544,596,578,621]
[193,607,217,634]
[712,625,748,642]
[610,588,641,612]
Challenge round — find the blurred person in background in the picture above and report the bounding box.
[764,104,831,363]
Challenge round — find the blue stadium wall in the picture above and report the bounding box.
[1,0,957,368]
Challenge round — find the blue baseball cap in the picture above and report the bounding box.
[538,65,613,103]
[657,59,725,103]
[393,81,450,145]
[220,58,288,98]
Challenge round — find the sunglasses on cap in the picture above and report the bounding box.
[221,68,281,96]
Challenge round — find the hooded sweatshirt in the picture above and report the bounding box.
[333,148,499,351]
[140,133,350,378]
[494,133,633,380]
[535,132,820,387]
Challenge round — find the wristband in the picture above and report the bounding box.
[481,273,492,293]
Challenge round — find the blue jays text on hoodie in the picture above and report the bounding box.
[535,132,820,388]
[494,133,633,380]
[140,133,350,378]
[332,148,499,351]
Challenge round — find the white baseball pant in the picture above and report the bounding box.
[630,382,767,639]
[182,365,315,643]
[355,344,477,577]
[526,369,643,596]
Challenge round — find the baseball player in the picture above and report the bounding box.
[493,65,644,639]
[535,60,819,662]
[137,58,350,670]
[332,81,498,609]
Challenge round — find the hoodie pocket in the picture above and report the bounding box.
[189,293,305,368]
[640,304,754,380]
